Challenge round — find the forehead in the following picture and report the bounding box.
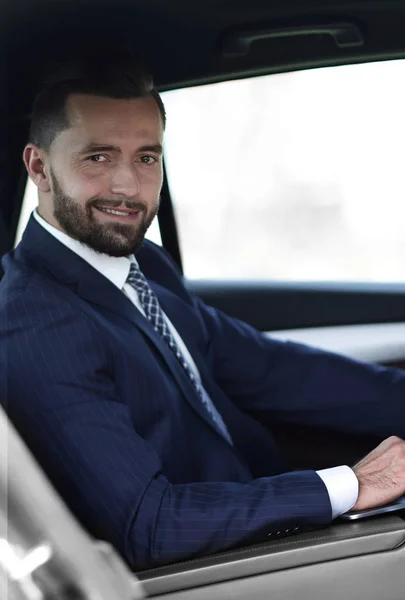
[62,93,163,147]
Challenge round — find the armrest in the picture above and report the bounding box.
[139,515,405,597]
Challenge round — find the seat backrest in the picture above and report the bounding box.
[0,404,144,599]
[0,213,11,279]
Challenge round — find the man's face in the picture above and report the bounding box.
[32,94,164,256]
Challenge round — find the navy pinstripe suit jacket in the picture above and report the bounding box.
[1,216,405,569]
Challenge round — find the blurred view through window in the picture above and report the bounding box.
[162,59,405,281]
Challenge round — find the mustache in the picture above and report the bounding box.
[89,198,147,212]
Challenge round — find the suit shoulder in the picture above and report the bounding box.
[0,257,85,335]
[137,240,189,300]
[0,251,35,301]
[138,240,182,275]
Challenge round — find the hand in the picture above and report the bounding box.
[352,436,405,511]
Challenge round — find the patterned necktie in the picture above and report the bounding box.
[126,260,233,445]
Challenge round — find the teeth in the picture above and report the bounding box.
[99,208,132,216]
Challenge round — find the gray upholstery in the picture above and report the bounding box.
[0,405,145,599]
[139,514,405,598]
[158,546,405,600]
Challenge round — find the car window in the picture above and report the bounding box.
[15,178,162,247]
[162,59,405,282]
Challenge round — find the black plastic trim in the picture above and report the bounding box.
[187,280,405,332]
[158,163,183,273]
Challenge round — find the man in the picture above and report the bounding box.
[0,50,404,571]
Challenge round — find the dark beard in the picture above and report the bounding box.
[50,169,159,257]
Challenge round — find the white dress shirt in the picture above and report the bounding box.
[33,209,359,518]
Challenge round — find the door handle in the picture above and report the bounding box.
[222,23,364,57]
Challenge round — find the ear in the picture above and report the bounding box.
[23,144,51,193]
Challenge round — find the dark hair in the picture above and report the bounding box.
[29,50,166,151]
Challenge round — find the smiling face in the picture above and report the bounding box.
[24,93,164,256]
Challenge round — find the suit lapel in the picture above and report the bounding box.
[77,276,228,434]
[17,216,228,441]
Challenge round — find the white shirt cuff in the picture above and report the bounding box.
[316,465,359,519]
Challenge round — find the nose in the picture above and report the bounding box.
[110,164,141,197]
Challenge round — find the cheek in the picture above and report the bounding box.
[141,166,164,191]
[65,171,109,202]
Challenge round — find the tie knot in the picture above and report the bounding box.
[127,259,145,284]
[128,259,140,275]
[127,259,153,301]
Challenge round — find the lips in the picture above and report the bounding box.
[94,206,141,221]
[97,207,137,216]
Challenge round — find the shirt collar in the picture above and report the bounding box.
[33,209,134,290]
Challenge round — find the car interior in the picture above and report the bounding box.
[1,0,405,598]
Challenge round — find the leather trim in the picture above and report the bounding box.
[157,543,405,600]
[139,516,405,597]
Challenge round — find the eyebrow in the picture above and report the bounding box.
[78,142,163,155]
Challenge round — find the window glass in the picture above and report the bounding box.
[162,60,405,281]
[15,178,162,247]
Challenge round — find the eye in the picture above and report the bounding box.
[140,155,158,165]
[88,154,107,163]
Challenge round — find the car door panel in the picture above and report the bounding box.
[187,282,405,469]
[187,281,405,332]
[267,323,405,365]
[139,514,405,599]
